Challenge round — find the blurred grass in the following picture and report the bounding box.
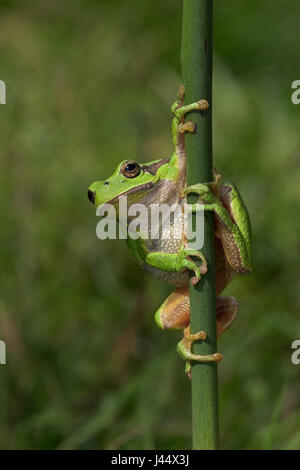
[0,0,299,450]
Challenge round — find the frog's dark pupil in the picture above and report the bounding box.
[125,163,136,172]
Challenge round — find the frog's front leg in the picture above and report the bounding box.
[183,181,252,274]
[144,246,207,285]
[127,237,207,284]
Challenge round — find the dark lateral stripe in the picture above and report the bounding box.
[142,158,169,175]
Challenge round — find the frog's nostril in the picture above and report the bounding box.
[87,189,96,204]
[104,181,109,186]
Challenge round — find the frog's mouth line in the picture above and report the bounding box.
[107,181,156,205]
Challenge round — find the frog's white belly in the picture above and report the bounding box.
[142,263,189,287]
[142,209,189,287]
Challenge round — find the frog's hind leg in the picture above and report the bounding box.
[176,296,239,368]
[155,286,238,336]
[155,286,190,331]
[216,296,239,337]
[155,287,238,374]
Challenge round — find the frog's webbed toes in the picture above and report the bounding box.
[182,250,208,284]
[189,263,206,285]
[178,121,196,134]
[176,296,239,376]
[177,328,223,378]
[190,265,207,285]
[197,99,210,111]
[154,286,238,377]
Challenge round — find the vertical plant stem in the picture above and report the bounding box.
[181,0,219,449]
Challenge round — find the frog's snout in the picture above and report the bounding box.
[87,189,96,204]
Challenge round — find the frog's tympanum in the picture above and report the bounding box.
[88,86,252,374]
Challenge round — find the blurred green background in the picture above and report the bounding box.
[0,0,299,450]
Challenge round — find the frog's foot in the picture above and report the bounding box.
[182,182,215,203]
[171,84,209,116]
[177,326,222,377]
[178,121,196,134]
[171,85,210,154]
[171,98,209,119]
[155,288,238,377]
[182,249,208,285]
[180,183,212,202]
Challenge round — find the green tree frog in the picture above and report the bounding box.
[88,86,252,372]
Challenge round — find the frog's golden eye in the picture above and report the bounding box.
[121,161,141,178]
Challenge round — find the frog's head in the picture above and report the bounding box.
[88,158,169,210]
